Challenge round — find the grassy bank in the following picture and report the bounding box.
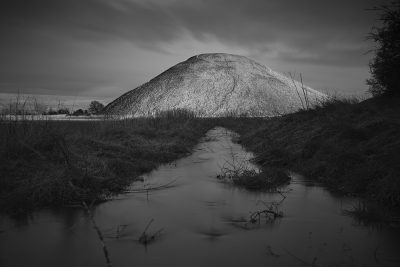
[220,96,400,207]
[2,96,400,214]
[0,110,214,214]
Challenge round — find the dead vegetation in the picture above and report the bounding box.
[249,200,283,223]
[219,96,400,208]
[138,219,163,245]
[227,189,290,230]
[81,201,112,267]
[288,72,312,110]
[216,146,290,191]
[79,199,165,267]
[214,137,291,228]
[342,200,400,227]
[0,109,214,214]
[3,95,400,217]
[124,178,178,194]
[104,224,131,239]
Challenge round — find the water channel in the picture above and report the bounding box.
[1,127,399,267]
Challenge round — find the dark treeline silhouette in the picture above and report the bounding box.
[367,2,400,96]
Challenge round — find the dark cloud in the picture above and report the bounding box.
[1,0,380,61]
[1,0,183,46]
[0,0,388,96]
[169,0,380,66]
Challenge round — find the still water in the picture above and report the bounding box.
[1,127,399,267]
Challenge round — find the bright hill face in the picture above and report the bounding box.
[104,53,326,117]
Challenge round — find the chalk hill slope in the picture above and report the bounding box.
[104,53,326,117]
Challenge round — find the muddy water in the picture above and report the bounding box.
[1,127,399,267]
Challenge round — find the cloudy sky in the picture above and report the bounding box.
[0,0,387,101]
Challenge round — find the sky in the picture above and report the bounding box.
[0,0,389,102]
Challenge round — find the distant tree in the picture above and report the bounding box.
[57,108,70,115]
[46,108,58,115]
[367,2,400,96]
[72,109,84,116]
[88,101,104,114]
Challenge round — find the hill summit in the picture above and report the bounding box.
[104,53,326,117]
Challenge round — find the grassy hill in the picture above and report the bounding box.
[104,53,325,117]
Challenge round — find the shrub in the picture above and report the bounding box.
[88,101,105,114]
[72,109,89,116]
[367,2,400,96]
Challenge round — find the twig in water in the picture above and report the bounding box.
[373,245,400,264]
[266,245,280,258]
[374,246,380,265]
[249,207,282,223]
[104,224,131,239]
[283,248,318,267]
[138,218,163,245]
[82,201,112,267]
[250,188,290,224]
[124,179,178,193]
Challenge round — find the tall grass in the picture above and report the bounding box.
[218,96,400,208]
[0,109,214,213]
[2,94,399,214]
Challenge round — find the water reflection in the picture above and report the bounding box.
[1,127,400,267]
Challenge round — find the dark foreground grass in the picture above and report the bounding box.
[220,96,400,208]
[2,96,400,214]
[0,110,215,214]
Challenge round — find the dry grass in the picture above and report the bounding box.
[0,109,214,214]
[219,95,400,207]
[2,94,400,215]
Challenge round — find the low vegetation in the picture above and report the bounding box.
[217,168,290,191]
[0,109,214,213]
[2,94,400,214]
[216,154,290,191]
[2,93,400,215]
[220,95,400,207]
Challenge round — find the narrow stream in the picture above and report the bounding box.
[1,127,399,267]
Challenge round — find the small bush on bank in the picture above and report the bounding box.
[218,167,290,191]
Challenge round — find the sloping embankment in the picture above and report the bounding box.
[221,96,400,207]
